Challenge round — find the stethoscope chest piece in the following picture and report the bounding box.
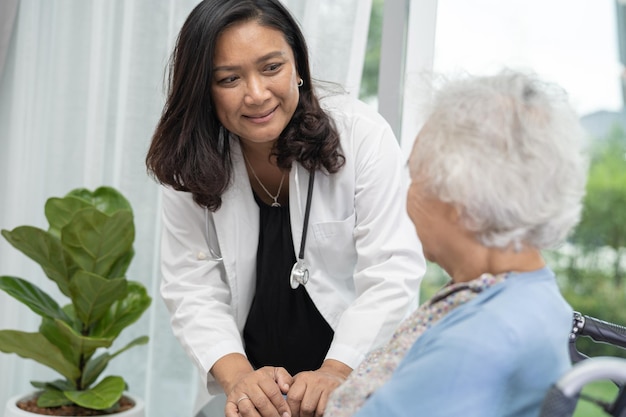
[290,259,309,289]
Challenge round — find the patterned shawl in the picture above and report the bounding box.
[324,272,509,417]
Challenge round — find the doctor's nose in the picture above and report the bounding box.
[244,75,271,105]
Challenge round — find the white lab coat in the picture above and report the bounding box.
[159,93,426,412]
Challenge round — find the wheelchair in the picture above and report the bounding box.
[539,312,626,417]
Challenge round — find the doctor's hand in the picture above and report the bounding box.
[214,354,293,417]
[286,359,352,417]
[224,366,293,417]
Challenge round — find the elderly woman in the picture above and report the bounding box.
[324,70,589,417]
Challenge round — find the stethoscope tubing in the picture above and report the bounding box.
[298,169,315,261]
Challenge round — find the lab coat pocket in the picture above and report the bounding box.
[312,212,357,278]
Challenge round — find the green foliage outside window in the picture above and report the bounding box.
[571,125,626,287]
[359,0,383,101]
[558,123,626,359]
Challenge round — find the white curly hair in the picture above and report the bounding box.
[408,69,589,250]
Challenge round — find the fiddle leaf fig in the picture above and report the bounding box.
[69,272,127,327]
[64,376,126,410]
[41,317,114,359]
[0,330,81,380]
[91,281,152,339]
[45,197,93,239]
[31,379,76,392]
[67,187,133,215]
[36,388,74,408]
[0,186,151,411]
[1,227,75,296]
[62,208,134,278]
[0,276,71,323]
[81,336,149,388]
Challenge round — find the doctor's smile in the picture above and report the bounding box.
[244,105,278,123]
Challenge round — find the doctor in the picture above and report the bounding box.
[146,1,426,417]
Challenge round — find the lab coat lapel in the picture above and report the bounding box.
[212,140,258,323]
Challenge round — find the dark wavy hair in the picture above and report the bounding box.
[146,0,345,211]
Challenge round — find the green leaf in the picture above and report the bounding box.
[67,187,132,215]
[61,209,134,278]
[69,272,127,327]
[111,335,149,358]
[1,227,75,296]
[0,330,80,380]
[31,379,76,391]
[45,196,94,238]
[40,318,113,360]
[64,375,126,410]
[81,352,112,389]
[92,281,151,339]
[0,276,71,323]
[81,336,148,388]
[36,388,73,408]
[107,248,135,281]
[39,318,81,365]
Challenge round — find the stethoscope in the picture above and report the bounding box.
[203,169,315,290]
[289,170,314,289]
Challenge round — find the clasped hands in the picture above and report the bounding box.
[224,360,350,417]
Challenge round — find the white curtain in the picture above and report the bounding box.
[0,1,373,416]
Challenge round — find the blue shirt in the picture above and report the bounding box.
[354,267,573,417]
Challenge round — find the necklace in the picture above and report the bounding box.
[242,152,285,207]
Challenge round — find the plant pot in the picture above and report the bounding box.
[4,393,145,417]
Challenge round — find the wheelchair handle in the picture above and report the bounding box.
[572,312,626,350]
[539,357,626,417]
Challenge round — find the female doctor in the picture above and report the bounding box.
[146,1,425,416]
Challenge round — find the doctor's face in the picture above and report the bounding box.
[211,20,301,146]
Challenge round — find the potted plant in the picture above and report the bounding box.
[0,186,151,416]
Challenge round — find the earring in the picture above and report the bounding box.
[297,79,304,87]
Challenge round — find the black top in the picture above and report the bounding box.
[243,192,334,374]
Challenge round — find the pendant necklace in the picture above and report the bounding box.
[243,152,285,207]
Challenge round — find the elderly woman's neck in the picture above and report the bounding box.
[448,245,546,284]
